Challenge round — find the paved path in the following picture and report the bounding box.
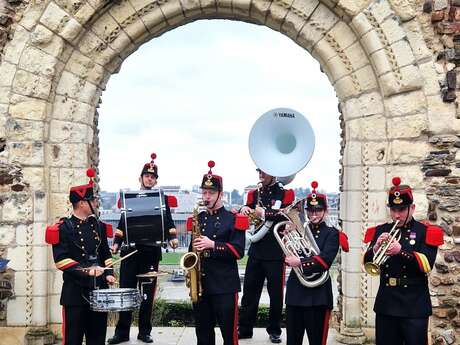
[106,327,343,344]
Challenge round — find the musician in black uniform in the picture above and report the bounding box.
[363,177,444,345]
[284,181,348,345]
[108,153,178,344]
[45,169,116,345]
[238,168,294,343]
[189,160,248,345]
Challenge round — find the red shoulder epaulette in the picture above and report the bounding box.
[101,222,113,238]
[45,220,63,244]
[246,190,256,205]
[339,231,349,252]
[283,189,295,205]
[363,227,376,243]
[234,214,249,231]
[186,217,193,231]
[167,195,178,208]
[425,225,444,246]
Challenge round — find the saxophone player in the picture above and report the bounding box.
[189,161,249,345]
[284,181,348,345]
[363,177,443,345]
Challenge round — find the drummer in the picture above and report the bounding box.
[45,169,115,345]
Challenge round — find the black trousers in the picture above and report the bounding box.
[286,305,331,345]
[239,257,285,336]
[62,305,107,345]
[114,250,159,338]
[193,293,238,345]
[375,314,429,345]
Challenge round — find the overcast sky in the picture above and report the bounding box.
[98,19,340,193]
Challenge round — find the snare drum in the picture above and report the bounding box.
[89,288,141,312]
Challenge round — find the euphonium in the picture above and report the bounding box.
[273,199,329,288]
[180,200,207,302]
[364,220,400,276]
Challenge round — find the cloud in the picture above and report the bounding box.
[99,20,340,193]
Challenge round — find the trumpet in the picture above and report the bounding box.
[364,220,400,276]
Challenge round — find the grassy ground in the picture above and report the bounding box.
[161,251,248,266]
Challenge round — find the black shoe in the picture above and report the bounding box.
[238,332,253,339]
[137,334,153,343]
[269,334,282,343]
[107,335,129,344]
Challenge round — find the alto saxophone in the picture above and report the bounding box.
[179,200,206,303]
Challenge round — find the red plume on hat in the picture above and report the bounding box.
[208,160,215,174]
[141,152,159,177]
[87,168,96,187]
[311,181,318,193]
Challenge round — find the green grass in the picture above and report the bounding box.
[161,251,248,266]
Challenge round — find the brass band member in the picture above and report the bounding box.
[239,168,294,343]
[188,161,248,345]
[363,177,443,345]
[45,169,115,345]
[284,181,348,345]
[108,153,178,344]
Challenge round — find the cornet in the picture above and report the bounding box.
[364,220,400,276]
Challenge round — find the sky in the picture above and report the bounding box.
[98,19,340,193]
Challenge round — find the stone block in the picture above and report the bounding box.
[7,246,27,271]
[9,95,49,121]
[31,296,48,325]
[385,90,427,117]
[6,119,45,141]
[282,0,319,37]
[232,0,250,17]
[343,166,363,191]
[371,49,393,76]
[363,141,389,165]
[8,142,44,166]
[49,193,71,220]
[341,221,364,249]
[342,268,361,298]
[19,47,58,77]
[49,120,92,144]
[2,192,34,223]
[341,249,364,277]
[426,95,460,133]
[342,140,362,166]
[15,224,33,246]
[21,168,45,191]
[380,64,424,96]
[40,2,83,42]
[49,294,62,323]
[386,165,424,189]
[413,191,428,218]
[334,75,360,99]
[367,191,388,222]
[341,191,363,222]
[344,42,369,70]
[64,51,107,86]
[342,296,364,325]
[391,39,416,67]
[368,0,393,24]
[55,71,99,105]
[326,55,350,82]
[33,191,47,223]
[0,62,16,87]
[368,166,386,191]
[387,113,428,139]
[402,21,433,61]
[341,91,383,120]
[32,246,48,271]
[52,95,94,125]
[45,143,89,168]
[380,16,406,46]
[351,12,373,37]
[0,224,15,246]
[313,37,339,63]
[346,115,386,141]
[329,21,357,50]
[389,140,430,163]
[12,70,52,100]
[361,29,384,55]
[0,87,10,104]
[354,64,379,91]
[6,297,27,325]
[3,26,29,64]
[265,1,292,32]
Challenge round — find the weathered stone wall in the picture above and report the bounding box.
[0,0,459,344]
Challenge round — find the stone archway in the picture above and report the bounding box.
[1,0,459,343]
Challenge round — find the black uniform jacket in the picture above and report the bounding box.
[246,182,293,261]
[46,215,114,306]
[363,219,443,318]
[285,222,339,309]
[114,194,176,261]
[189,207,247,295]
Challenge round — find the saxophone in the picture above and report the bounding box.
[179,200,206,303]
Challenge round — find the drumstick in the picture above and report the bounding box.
[107,249,138,268]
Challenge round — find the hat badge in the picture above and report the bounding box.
[310,181,319,206]
[392,177,402,204]
[205,160,215,187]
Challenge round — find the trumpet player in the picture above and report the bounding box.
[363,177,443,345]
[239,168,294,343]
[189,161,249,345]
[284,181,348,345]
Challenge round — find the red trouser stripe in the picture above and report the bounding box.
[62,306,66,345]
[233,293,239,345]
[321,309,331,345]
